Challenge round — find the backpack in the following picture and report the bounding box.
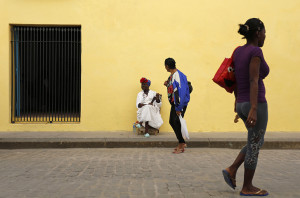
[188,81,193,94]
[212,47,240,93]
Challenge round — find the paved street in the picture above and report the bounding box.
[0,148,299,198]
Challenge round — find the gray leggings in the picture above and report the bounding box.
[236,102,268,170]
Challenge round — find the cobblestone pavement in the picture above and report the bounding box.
[0,148,299,198]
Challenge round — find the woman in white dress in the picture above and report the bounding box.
[136,78,163,135]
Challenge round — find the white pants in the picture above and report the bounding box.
[137,105,163,129]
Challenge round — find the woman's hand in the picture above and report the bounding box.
[138,103,145,108]
[156,93,161,103]
[176,111,181,116]
[234,114,240,123]
[164,81,168,86]
[246,107,257,128]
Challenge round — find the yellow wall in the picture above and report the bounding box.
[0,0,300,132]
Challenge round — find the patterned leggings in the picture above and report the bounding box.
[236,102,268,170]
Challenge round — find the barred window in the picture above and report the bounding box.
[11,26,81,123]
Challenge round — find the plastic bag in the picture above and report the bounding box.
[179,115,189,139]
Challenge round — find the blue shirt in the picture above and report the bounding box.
[166,70,190,111]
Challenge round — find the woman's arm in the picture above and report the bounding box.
[149,93,161,105]
[150,97,156,104]
[246,56,260,128]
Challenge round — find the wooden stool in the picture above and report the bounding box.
[136,126,159,136]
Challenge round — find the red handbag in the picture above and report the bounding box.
[212,47,240,93]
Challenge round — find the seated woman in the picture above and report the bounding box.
[136,77,163,135]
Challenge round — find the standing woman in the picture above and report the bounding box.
[222,18,270,196]
[164,58,190,154]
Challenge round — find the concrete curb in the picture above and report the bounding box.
[0,138,299,149]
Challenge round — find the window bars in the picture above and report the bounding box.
[11,26,81,123]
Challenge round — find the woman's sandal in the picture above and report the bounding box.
[222,169,237,189]
[172,147,185,154]
[174,143,187,151]
[240,189,269,196]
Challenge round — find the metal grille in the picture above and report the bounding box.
[11,26,81,123]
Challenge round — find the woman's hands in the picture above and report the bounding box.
[246,107,257,128]
[139,94,162,107]
[149,93,162,105]
[138,103,145,108]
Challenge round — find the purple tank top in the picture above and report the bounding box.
[233,44,269,103]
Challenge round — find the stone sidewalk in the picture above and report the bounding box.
[0,148,299,198]
[0,131,300,149]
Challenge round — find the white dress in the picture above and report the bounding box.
[136,90,163,129]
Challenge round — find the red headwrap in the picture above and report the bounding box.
[140,78,148,83]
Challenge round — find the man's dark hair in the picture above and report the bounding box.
[165,58,176,69]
